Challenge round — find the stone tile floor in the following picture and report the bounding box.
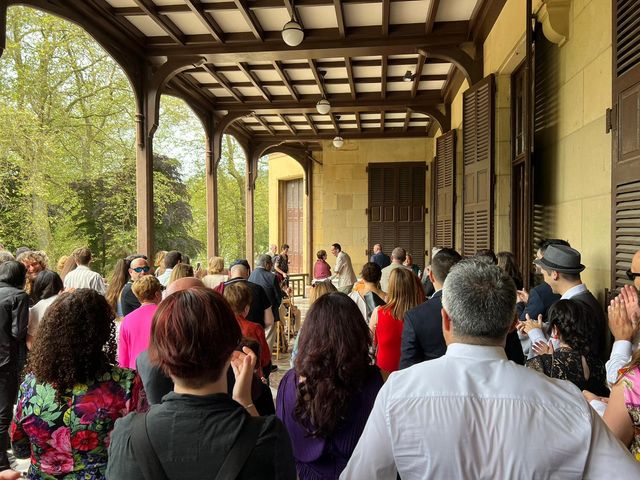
[8,296,310,475]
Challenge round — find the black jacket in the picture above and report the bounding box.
[573,290,607,359]
[370,252,391,269]
[121,282,141,317]
[0,282,29,368]
[400,290,446,369]
[517,282,560,321]
[248,268,282,322]
[107,393,295,480]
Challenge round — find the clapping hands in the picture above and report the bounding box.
[609,286,640,342]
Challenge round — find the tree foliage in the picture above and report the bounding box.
[0,7,268,272]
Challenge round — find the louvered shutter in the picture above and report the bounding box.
[612,0,640,288]
[368,163,426,268]
[462,75,495,257]
[433,130,456,249]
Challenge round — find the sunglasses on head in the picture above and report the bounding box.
[626,269,640,280]
[132,266,150,273]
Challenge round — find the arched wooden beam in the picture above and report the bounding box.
[213,111,247,170]
[247,140,312,191]
[418,46,483,87]
[411,106,451,133]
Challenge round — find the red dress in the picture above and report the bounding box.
[374,307,404,373]
[236,315,271,369]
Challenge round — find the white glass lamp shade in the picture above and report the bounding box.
[282,20,304,47]
[316,98,331,115]
[333,136,344,148]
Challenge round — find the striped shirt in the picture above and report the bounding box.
[63,265,106,294]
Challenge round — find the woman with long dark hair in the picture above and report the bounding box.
[0,261,29,473]
[277,292,383,479]
[27,269,63,348]
[525,299,607,395]
[497,251,524,290]
[10,289,142,479]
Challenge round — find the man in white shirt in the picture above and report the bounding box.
[341,260,640,479]
[156,250,182,287]
[606,249,640,385]
[62,247,106,294]
[330,243,356,294]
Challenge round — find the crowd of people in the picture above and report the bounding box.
[1,238,640,479]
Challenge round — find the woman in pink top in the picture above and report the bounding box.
[118,275,162,369]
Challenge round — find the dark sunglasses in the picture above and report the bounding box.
[132,266,151,273]
[626,269,640,280]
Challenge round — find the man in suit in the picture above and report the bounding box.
[400,248,462,368]
[526,244,607,358]
[248,254,282,352]
[516,239,569,356]
[370,244,391,269]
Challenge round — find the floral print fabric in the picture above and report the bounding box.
[10,366,141,479]
[622,365,640,461]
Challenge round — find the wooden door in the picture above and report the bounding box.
[368,163,426,269]
[611,0,640,289]
[283,178,303,273]
[432,130,456,249]
[462,75,495,256]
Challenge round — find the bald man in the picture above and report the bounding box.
[166,276,203,296]
[606,249,640,385]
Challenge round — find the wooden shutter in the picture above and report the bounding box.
[612,0,640,288]
[432,130,456,248]
[462,75,495,257]
[369,163,426,268]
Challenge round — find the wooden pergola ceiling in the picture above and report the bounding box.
[5,0,503,143]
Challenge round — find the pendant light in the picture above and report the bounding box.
[282,1,304,46]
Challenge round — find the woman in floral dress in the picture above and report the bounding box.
[10,289,143,479]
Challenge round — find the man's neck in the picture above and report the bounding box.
[173,376,227,396]
[556,280,582,296]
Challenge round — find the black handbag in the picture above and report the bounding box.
[130,411,265,480]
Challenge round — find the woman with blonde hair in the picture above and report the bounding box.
[154,250,167,277]
[370,267,424,378]
[167,263,194,286]
[59,255,77,281]
[202,256,227,289]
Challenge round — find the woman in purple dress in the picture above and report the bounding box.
[276,292,383,479]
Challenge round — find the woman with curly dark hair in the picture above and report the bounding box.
[276,292,383,479]
[10,289,143,480]
[525,299,607,396]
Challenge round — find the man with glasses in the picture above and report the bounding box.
[121,256,150,316]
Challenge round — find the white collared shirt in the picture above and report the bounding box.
[63,265,106,295]
[341,343,640,479]
[561,282,588,300]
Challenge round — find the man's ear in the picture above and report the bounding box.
[442,308,452,336]
[429,269,436,283]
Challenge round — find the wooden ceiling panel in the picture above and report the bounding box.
[252,70,281,82]
[264,85,292,96]
[164,12,212,35]
[292,84,322,95]
[285,68,315,81]
[297,5,337,29]
[252,7,290,31]
[357,82,382,93]
[152,0,184,5]
[235,86,261,96]
[124,15,168,35]
[343,3,382,27]
[386,82,412,92]
[188,71,216,83]
[422,63,453,75]
[435,0,479,22]
[325,84,351,94]
[208,9,252,32]
[418,80,445,90]
[390,0,429,25]
[105,0,137,7]
[352,65,381,78]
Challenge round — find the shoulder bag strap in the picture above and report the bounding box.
[214,416,266,480]
[131,412,170,480]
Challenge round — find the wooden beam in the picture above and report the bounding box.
[237,62,271,101]
[330,113,340,133]
[344,57,357,100]
[380,112,385,132]
[403,108,411,131]
[308,59,327,98]
[382,0,390,35]
[254,114,275,135]
[334,0,346,38]
[355,111,362,132]
[468,0,508,43]
[202,64,244,102]
[251,128,435,141]
[304,113,318,134]
[278,114,296,134]
[146,25,469,58]
[232,0,264,41]
[184,0,225,43]
[219,92,443,113]
[425,0,440,34]
[272,61,299,101]
[411,53,426,97]
[381,55,387,99]
[131,0,186,44]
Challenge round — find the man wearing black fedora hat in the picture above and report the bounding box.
[525,244,606,358]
